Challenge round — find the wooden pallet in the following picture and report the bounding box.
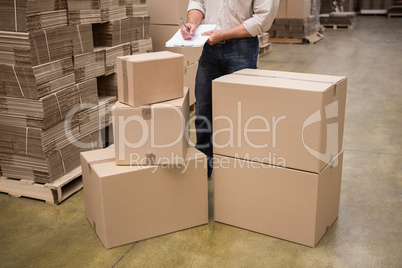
[360,9,388,15]
[270,32,323,45]
[323,23,355,30]
[0,167,82,204]
[388,13,402,17]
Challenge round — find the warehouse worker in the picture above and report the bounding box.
[181,0,279,178]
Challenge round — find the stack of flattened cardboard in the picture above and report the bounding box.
[212,69,347,247]
[148,0,201,106]
[0,58,74,99]
[126,0,148,17]
[0,0,68,33]
[269,16,316,39]
[74,50,106,83]
[271,0,319,39]
[92,16,150,47]
[131,38,153,55]
[67,0,127,25]
[93,18,133,47]
[0,0,154,185]
[70,24,94,56]
[0,73,100,183]
[81,51,208,249]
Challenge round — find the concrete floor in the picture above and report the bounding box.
[1,16,401,267]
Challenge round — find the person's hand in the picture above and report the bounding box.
[181,23,197,40]
[202,30,225,45]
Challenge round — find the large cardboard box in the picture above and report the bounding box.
[112,88,189,166]
[150,24,202,66]
[212,69,347,174]
[276,0,287,18]
[81,146,208,249]
[116,51,184,107]
[214,151,343,247]
[287,0,311,18]
[147,0,188,25]
[184,61,198,106]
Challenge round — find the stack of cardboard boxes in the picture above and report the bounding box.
[0,0,154,183]
[80,51,208,249]
[147,0,201,107]
[212,69,347,247]
[269,0,317,39]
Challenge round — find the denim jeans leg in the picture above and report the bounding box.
[223,37,259,73]
[195,37,258,177]
[195,44,224,176]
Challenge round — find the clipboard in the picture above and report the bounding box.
[165,24,217,47]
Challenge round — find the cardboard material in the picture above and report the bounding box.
[276,0,287,18]
[214,151,343,248]
[275,0,311,19]
[287,0,311,18]
[150,24,202,66]
[112,88,189,166]
[81,146,208,249]
[147,0,188,25]
[184,61,198,106]
[212,69,347,173]
[116,51,184,107]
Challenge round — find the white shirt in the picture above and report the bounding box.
[187,0,279,37]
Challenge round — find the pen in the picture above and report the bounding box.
[180,18,190,34]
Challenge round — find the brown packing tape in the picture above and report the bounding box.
[146,153,156,165]
[87,157,115,174]
[141,106,152,120]
[122,59,128,102]
[333,83,338,97]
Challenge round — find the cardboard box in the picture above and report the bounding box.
[147,0,188,25]
[150,24,202,66]
[184,61,198,106]
[214,151,343,247]
[81,146,208,249]
[212,69,347,173]
[276,0,287,18]
[112,88,189,166]
[116,51,184,107]
[287,0,311,18]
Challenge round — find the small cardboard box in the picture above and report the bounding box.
[147,0,188,25]
[112,88,189,166]
[81,146,208,249]
[150,24,202,66]
[212,69,347,173]
[116,51,184,107]
[184,61,198,106]
[214,151,343,248]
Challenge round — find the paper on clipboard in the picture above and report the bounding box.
[165,24,216,47]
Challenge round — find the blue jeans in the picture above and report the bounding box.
[194,37,259,177]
